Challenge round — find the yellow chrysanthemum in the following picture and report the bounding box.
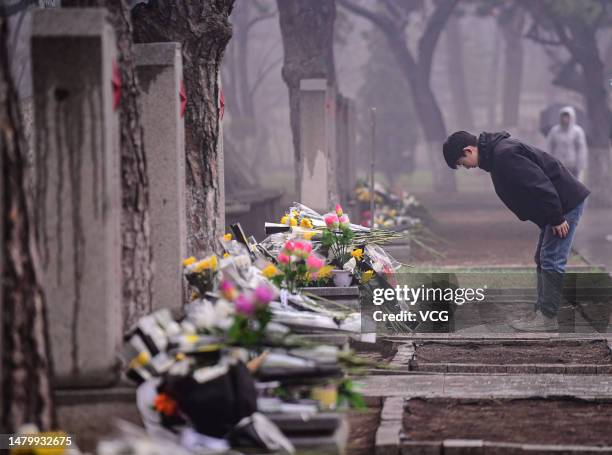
[280,215,289,225]
[351,248,364,261]
[223,233,233,241]
[194,259,209,273]
[261,264,280,278]
[291,210,299,217]
[182,256,196,267]
[129,350,150,369]
[289,217,298,227]
[209,255,218,271]
[223,252,230,258]
[303,231,315,241]
[300,218,313,228]
[361,270,375,284]
[318,265,333,278]
[186,334,199,344]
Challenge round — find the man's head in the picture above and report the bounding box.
[443,131,479,170]
[560,112,571,129]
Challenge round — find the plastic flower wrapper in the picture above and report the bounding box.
[219,250,269,292]
[365,244,401,276]
[342,257,357,274]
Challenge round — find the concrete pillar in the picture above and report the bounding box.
[335,95,357,215]
[134,43,186,312]
[32,8,121,387]
[346,98,357,198]
[298,79,338,213]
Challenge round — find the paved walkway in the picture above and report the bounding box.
[411,192,589,268]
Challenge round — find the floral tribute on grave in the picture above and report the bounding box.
[115,231,380,454]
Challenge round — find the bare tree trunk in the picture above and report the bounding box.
[582,52,612,207]
[133,0,235,256]
[339,0,458,192]
[63,0,153,327]
[277,0,336,196]
[1,17,55,432]
[500,10,524,127]
[445,14,474,130]
[519,1,612,206]
[486,32,501,128]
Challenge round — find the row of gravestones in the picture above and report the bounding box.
[13,7,358,389]
[30,8,185,388]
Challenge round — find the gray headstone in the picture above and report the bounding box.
[335,95,356,211]
[31,8,121,387]
[134,42,186,312]
[298,78,338,213]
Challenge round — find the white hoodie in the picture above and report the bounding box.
[546,106,588,175]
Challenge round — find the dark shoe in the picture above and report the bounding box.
[511,311,559,332]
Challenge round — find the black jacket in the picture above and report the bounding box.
[478,132,590,228]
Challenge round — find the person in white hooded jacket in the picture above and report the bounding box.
[546,106,588,181]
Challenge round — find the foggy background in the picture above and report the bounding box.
[222,0,612,203]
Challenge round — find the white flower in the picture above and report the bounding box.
[343,257,356,273]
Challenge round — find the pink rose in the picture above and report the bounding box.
[278,252,290,264]
[339,214,350,227]
[306,254,325,270]
[284,240,296,252]
[293,240,313,257]
[324,213,339,229]
[335,204,343,216]
[254,285,275,305]
[235,294,255,316]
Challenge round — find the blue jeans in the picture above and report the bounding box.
[534,200,585,317]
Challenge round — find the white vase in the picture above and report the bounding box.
[332,269,352,287]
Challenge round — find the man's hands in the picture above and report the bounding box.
[552,221,569,238]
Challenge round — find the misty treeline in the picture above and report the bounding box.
[224,0,612,206]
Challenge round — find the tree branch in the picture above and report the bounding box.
[418,0,459,78]
[551,59,584,93]
[524,22,564,46]
[338,0,417,76]
[337,0,395,33]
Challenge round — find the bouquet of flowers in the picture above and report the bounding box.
[263,239,330,293]
[182,254,218,297]
[321,204,355,268]
[218,279,276,347]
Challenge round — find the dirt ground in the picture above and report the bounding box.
[346,407,381,455]
[414,340,612,365]
[411,191,588,267]
[403,397,612,446]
